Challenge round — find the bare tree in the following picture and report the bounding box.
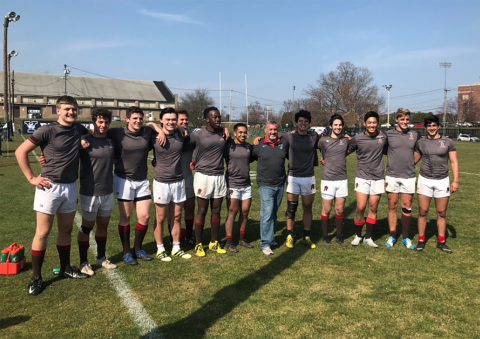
[305,61,385,128]
[240,101,266,126]
[178,89,215,127]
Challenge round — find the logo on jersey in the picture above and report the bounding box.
[24,121,38,133]
[409,132,414,140]
[378,138,383,144]
[278,144,284,149]
[440,141,446,148]
[107,139,113,148]
[324,186,328,191]
[173,133,181,142]
[309,135,314,141]
[339,140,344,145]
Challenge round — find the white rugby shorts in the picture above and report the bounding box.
[80,193,114,221]
[417,175,450,198]
[286,176,316,195]
[320,179,348,200]
[385,176,416,194]
[153,179,186,204]
[184,175,195,199]
[34,182,77,215]
[355,177,385,195]
[113,174,151,201]
[227,186,252,200]
[194,172,227,199]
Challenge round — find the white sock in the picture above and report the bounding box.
[173,242,180,251]
[157,244,165,252]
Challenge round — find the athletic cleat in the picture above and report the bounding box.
[416,242,425,251]
[437,242,452,254]
[302,237,317,249]
[156,250,172,262]
[323,238,332,247]
[62,266,90,279]
[285,234,295,248]
[135,249,154,261]
[363,237,378,248]
[225,243,239,253]
[335,236,349,247]
[270,240,278,247]
[172,248,192,259]
[385,236,396,248]
[239,240,253,248]
[27,276,43,295]
[402,238,415,249]
[262,247,274,256]
[351,235,363,246]
[96,256,117,269]
[195,244,206,257]
[79,261,95,276]
[209,241,227,254]
[123,253,138,265]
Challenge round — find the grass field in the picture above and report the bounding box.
[1,133,479,339]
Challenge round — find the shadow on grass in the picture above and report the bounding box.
[411,219,456,243]
[153,243,310,339]
[0,315,31,329]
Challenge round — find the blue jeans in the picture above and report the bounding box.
[258,185,284,249]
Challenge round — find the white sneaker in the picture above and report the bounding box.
[351,235,363,246]
[79,262,95,276]
[262,247,274,256]
[96,256,117,269]
[363,237,379,248]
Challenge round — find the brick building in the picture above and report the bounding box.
[458,82,480,123]
[0,71,177,121]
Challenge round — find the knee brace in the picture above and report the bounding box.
[402,207,412,214]
[79,225,93,235]
[285,200,298,220]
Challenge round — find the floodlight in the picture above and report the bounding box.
[8,12,16,18]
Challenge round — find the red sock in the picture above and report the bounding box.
[437,235,445,243]
[418,235,425,242]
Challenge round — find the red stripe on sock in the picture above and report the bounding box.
[135,222,148,232]
[78,241,89,246]
[401,213,411,218]
[31,249,46,256]
[437,235,445,243]
[118,224,130,232]
[56,245,71,251]
[366,217,377,224]
[95,236,107,241]
[226,235,232,238]
[211,218,221,222]
[194,221,204,226]
[418,235,425,242]
[354,219,365,226]
[335,214,344,219]
[240,230,245,235]
[320,214,329,220]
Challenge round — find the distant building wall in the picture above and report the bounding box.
[458,82,480,123]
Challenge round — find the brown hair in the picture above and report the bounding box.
[126,106,144,118]
[91,107,112,123]
[395,108,410,119]
[56,95,78,109]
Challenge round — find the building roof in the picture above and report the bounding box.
[0,71,174,102]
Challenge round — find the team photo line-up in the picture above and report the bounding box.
[14,95,459,296]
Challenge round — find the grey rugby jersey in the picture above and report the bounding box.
[189,128,227,176]
[106,126,155,181]
[415,136,456,179]
[385,129,420,179]
[317,136,348,181]
[281,132,320,177]
[29,122,89,183]
[79,135,115,196]
[348,131,388,180]
[153,131,185,183]
[224,140,253,188]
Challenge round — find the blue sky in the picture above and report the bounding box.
[4,0,479,118]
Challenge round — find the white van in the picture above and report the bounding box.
[309,126,328,135]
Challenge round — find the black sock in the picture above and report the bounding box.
[78,240,89,263]
[390,230,397,239]
[303,229,310,239]
[96,236,107,259]
[57,245,71,270]
[287,229,294,236]
[355,225,363,237]
[31,249,46,277]
[118,224,131,254]
[365,223,375,239]
[185,219,194,239]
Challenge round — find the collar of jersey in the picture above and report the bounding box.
[264,135,280,146]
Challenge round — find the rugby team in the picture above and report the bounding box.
[15,96,459,296]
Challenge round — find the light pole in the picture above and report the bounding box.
[63,64,70,95]
[439,62,451,133]
[7,50,17,127]
[292,86,295,103]
[382,85,392,128]
[3,11,20,139]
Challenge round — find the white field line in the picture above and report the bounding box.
[21,135,163,339]
[458,171,480,176]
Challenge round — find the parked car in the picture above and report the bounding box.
[346,130,359,137]
[459,122,473,127]
[413,122,424,128]
[112,115,121,121]
[310,126,328,135]
[457,133,480,142]
[407,123,415,128]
